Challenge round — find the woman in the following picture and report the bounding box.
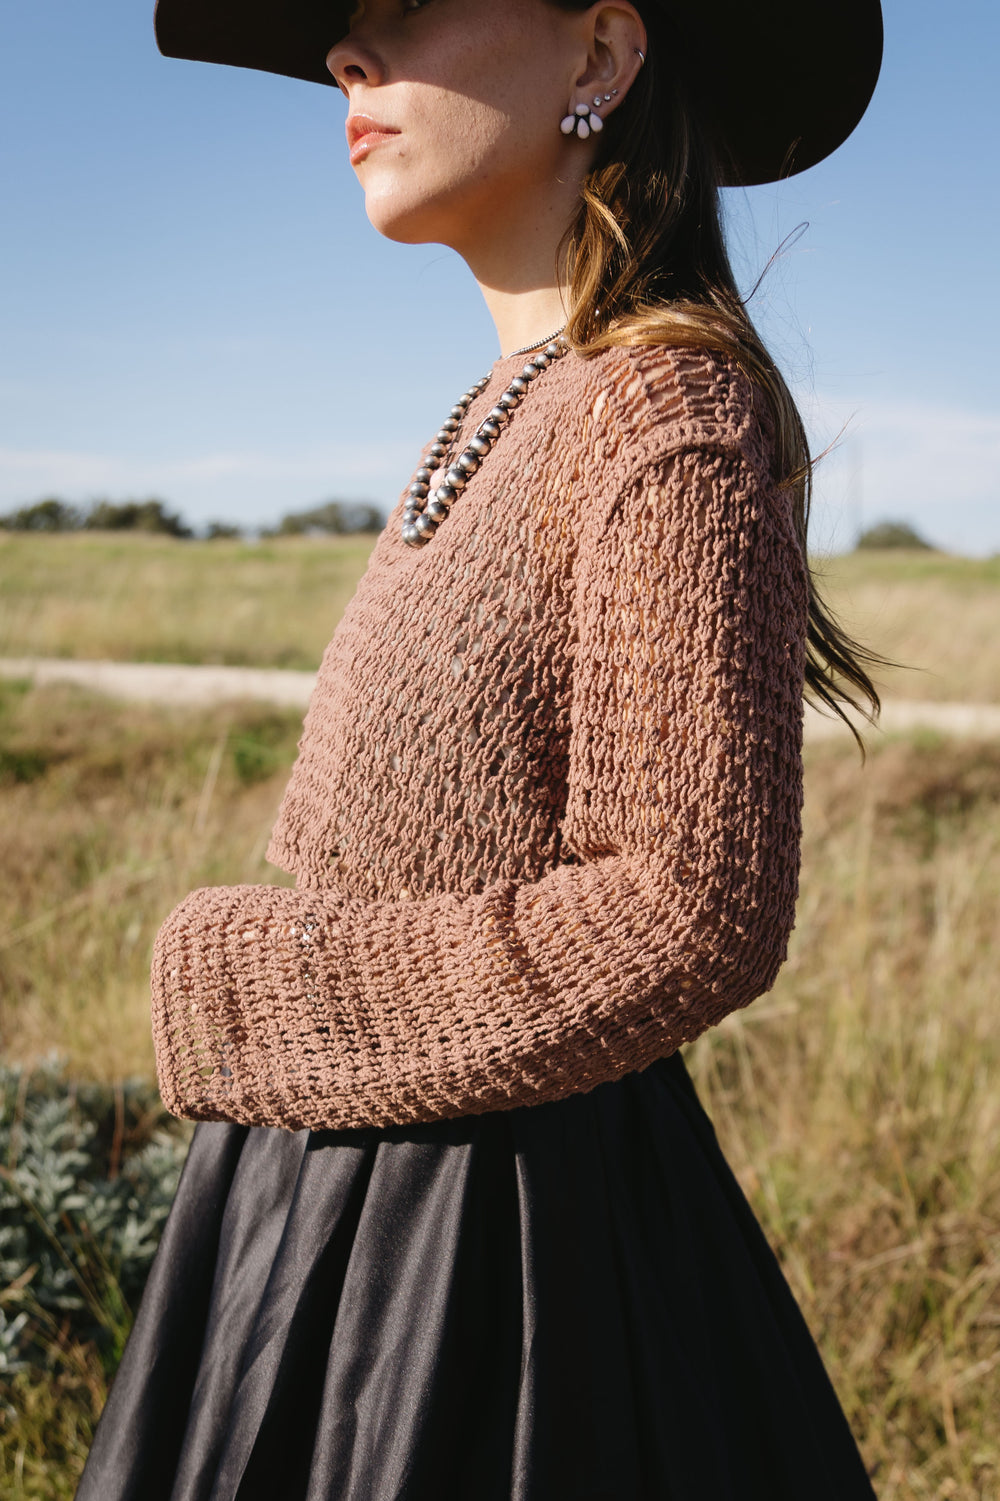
[79,0,884,1496]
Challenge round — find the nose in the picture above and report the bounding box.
[326,33,384,94]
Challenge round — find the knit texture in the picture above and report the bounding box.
[151,343,808,1131]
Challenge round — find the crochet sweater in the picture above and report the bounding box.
[151,342,808,1131]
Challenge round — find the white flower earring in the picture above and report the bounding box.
[560,89,617,140]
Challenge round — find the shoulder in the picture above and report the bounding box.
[561,343,806,583]
[569,341,775,483]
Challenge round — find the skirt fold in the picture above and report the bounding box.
[77,1054,876,1501]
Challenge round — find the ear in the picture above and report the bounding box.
[572,2,647,116]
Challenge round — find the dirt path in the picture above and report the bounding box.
[3,656,1000,742]
[0,657,317,711]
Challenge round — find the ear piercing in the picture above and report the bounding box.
[560,89,617,140]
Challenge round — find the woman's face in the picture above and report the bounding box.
[326,0,609,255]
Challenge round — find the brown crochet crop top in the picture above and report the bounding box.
[151,341,809,1131]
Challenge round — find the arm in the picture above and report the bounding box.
[151,445,807,1130]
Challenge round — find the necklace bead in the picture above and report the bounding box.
[400,330,568,549]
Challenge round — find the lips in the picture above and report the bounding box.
[346,114,400,164]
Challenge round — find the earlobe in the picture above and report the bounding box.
[560,91,617,140]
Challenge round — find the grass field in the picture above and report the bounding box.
[2,532,1000,701]
[0,532,375,672]
[2,536,999,1497]
[809,549,1000,705]
[0,679,298,1080]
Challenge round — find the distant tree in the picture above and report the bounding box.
[856,520,934,551]
[267,500,384,537]
[0,498,83,532]
[84,499,193,538]
[203,521,244,540]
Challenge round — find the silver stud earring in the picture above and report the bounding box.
[560,100,605,139]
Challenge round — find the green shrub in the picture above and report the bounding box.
[83,500,192,538]
[0,500,82,533]
[264,499,384,536]
[0,1063,189,1374]
[855,519,934,550]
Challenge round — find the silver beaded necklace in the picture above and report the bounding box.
[401,327,569,548]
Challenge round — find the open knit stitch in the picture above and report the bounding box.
[151,342,809,1131]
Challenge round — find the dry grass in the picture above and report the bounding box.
[3,534,1000,702]
[811,550,1000,704]
[3,532,1000,1497]
[0,678,297,1078]
[689,734,1000,1499]
[0,532,375,671]
[0,1342,107,1501]
[2,677,998,1495]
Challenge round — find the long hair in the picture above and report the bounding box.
[552,1,884,743]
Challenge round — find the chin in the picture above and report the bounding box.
[363,188,458,248]
[365,207,428,244]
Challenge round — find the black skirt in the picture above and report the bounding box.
[77,1053,876,1500]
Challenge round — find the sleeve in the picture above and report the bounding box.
[150,443,808,1131]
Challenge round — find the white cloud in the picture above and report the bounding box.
[801,397,1000,556]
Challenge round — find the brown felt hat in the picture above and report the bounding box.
[152,0,883,188]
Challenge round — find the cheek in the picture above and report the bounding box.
[422,91,513,180]
[364,88,553,214]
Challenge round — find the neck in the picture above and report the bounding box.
[479,284,569,360]
[451,177,579,358]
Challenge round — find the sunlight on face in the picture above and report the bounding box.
[326,0,590,254]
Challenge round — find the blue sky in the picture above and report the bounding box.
[1,0,997,552]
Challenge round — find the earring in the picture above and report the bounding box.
[560,88,616,140]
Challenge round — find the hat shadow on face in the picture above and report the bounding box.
[152,0,883,188]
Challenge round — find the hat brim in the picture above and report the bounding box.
[152,0,882,188]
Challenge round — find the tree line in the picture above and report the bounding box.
[0,497,385,539]
[0,499,936,550]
